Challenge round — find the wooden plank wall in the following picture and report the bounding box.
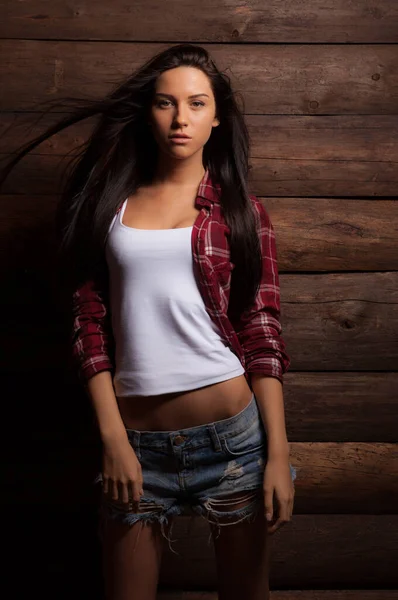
[1,2,397,599]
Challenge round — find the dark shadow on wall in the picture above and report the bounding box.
[1,215,105,597]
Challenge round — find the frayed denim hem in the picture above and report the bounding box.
[192,488,263,544]
[93,462,297,555]
[93,472,184,554]
[97,497,184,555]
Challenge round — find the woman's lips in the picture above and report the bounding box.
[169,137,191,144]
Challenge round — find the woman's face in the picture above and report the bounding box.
[148,66,219,158]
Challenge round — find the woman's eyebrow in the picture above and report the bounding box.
[155,93,209,99]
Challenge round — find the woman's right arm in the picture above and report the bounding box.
[85,370,127,443]
[71,271,143,505]
[85,371,144,505]
[71,271,115,383]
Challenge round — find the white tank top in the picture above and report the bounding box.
[104,198,244,397]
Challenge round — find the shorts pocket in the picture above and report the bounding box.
[222,419,267,457]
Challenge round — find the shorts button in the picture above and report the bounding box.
[174,435,186,446]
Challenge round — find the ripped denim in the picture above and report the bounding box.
[94,393,297,554]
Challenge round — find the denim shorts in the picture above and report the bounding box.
[95,393,297,553]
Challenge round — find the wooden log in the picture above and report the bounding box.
[283,372,398,442]
[0,42,397,114]
[281,271,398,371]
[1,1,397,43]
[265,198,398,271]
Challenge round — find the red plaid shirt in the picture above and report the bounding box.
[71,169,290,387]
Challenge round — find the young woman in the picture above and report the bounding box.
[1,43,296,600]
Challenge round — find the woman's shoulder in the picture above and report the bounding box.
[248,193,264,210]
[248,193,272,226]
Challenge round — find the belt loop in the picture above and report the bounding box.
[208,423,222,452]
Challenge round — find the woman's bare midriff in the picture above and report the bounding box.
[116,374,253,431]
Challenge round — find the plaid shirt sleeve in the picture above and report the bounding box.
[232,196,291,384]
[71,264,115,383]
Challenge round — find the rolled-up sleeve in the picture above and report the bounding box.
[232,197,290,384]
[71,268,115,383]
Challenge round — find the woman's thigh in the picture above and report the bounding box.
[101,515,173,600]
[210,498,270,600]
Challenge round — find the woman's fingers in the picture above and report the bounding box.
[113,478,142,506]
[110,479,119,501]
[267,498,292,534]
[120,481,130,505]
[130,478,144,503]
[263,488,274,522]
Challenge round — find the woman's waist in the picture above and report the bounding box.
[116,374,252,431]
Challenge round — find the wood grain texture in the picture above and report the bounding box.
[1,0,397,43]
[281,271,398,370]
[283,372,398,442]
[265,198,398,271]
[0,42,397,114]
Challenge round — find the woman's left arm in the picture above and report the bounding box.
[253,374,295,533]
[231,197,290,386]
[232,196,294,531]
[231,198,291,454]
[251,375,289,459]
[231,196,291,455]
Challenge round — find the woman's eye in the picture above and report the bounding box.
[157,100,204,107]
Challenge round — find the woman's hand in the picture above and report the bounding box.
[101,437,144,509]
[263,456,295,534]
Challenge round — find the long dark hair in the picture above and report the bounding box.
[0,43,261,318]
